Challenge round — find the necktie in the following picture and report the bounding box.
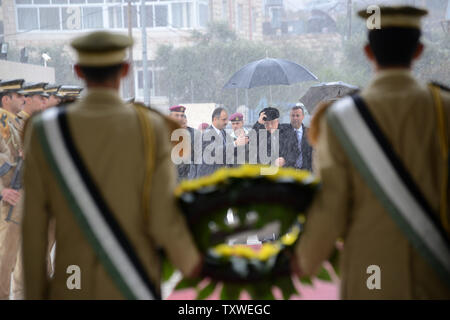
[296,129,303,168]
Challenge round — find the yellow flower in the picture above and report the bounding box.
[281,227,300,246]
[233,245,257,259]
[175,164,319,197]
[257,243,281,261]
[213,244,234,257]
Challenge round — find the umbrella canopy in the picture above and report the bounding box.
[299,81,359,113]
[223,58,318,89]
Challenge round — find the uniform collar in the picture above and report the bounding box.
[366,68,419,93]
[78,88,125,109]
[0,108,17,119]
[18,110,30,119]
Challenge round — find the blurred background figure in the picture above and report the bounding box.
[229,112,248,141]
[197,122,209,132]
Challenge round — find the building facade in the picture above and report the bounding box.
[1,0,211,103]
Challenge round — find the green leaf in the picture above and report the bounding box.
[174,278,201,291]
[316,266,332,282]
[161,258,175,282]
[246,282,275,300]
[328,249,340,277]
[299,276,313,286]
[196,281,217,300]
[276,276,298,300]
[220,283,241,300]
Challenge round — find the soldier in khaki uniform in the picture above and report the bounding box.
[0,79,25,299]
[15,83,50,135]
[293,6,450,299]
[22,31,202,299]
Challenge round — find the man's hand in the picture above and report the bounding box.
[1,188,21,206]
[258,112,266,124]
[235,133,248,146]
[274,157,285,167]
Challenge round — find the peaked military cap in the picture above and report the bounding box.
[20,82,49,97]
[71,31,133,67]
[229,112,244,122]
[169,105,186,113]
[44,84,61,96]
[57,85,84,98]
[357,5,428,29]
[0,79,25,93]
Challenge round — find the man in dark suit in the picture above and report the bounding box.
[252,107,300,167]
[287,103,313,171]
[196,107,247,177]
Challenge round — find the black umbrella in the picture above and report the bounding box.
[299,81,359,113]
[223,58,318,103]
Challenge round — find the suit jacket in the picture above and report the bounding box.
[285,123,313,171]
[22,88,201,299]
[196,126,237,178]
[295,69,450,299]
[176,126,197,181]
[251,122,301,168]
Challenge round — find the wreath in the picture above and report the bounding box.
[163,164,339,300]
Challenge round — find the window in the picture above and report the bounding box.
[52,0,68,3]
[15,0,32,4]
[237,4,243,31]
[39,8,60,30]
[87,0,103,3]
[172,3,183,28]
[35,0,50,4]
[145,5,154,28]
[186,2,191,28]
[70,0,85,3]
[198,3,208,27]
[138,69,153,89]
[154,5,167,27]
[222,0,228,20]
[17,8,38,30]
[83,7,103,29]
[108,5,123,28]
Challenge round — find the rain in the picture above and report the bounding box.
[1,0,449,126]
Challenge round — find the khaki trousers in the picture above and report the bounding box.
[0,215,22,300]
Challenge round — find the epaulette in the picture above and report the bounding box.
[430,82,450,92]
[131,102,180,133]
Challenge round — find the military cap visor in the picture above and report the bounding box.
[357,5,428,29]
[71,31,133,66]
[20,82,50,97]
[57,85,83,98]
[0,79,25,93]
[44,84,61,95]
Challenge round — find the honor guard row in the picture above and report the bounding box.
[0,79,83,299]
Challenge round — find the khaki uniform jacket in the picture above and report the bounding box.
[0,108,23,223]
[22,88,201,299]
[295,70,450,299]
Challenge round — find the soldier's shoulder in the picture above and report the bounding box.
[429,81,450,92]
[428,81,450,105]
[131,102,180,132]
